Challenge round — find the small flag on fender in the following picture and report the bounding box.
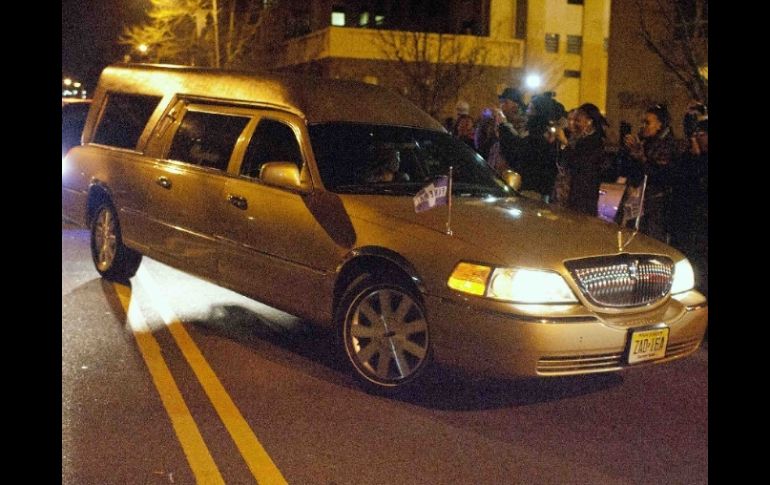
[413,176,449,213]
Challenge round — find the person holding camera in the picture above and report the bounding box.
[555,103,608,216]
[480,87,527,177]
[622,103,678,242]
[682,101,708,140]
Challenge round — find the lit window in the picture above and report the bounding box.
[375,15,385,26]
[545,33,559,53]
[331,9,346,27]
[363,75,378,85]
[359,12,369,26]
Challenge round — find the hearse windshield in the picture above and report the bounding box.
[308,122,512,198]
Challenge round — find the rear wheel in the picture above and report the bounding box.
[337,273,432,393]
[90,203,142,281]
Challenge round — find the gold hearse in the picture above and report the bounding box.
[62,64,707,392]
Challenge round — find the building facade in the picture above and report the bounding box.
[270,0,611,121]
[605,0,708,143]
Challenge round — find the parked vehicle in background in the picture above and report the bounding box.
[61,64,707,394]
[62,98,92,165]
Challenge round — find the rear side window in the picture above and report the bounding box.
[92,93,161,150]
[240,118,303,178]
[167,111,250,171]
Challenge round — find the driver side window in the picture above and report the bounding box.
[240,118,303,178]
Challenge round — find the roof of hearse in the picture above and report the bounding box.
[96,63,444,130]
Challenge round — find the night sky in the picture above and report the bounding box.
[62,0,150,92]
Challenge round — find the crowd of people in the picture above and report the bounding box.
[445,89,708,293]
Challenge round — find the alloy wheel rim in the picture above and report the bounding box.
[348,288,428,384]
[94,209,117,271]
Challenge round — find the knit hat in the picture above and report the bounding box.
[498,87,525,106]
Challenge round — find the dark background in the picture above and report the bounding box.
[62,0,150,92]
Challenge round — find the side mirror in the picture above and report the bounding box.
[260,162,305,191]
[503,170,522,192]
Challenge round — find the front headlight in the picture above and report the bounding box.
[448,263,578,303]
[670,258,695,294]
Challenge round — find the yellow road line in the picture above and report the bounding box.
[137,267,288,485]
[113,282,225,485]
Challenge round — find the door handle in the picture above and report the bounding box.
[227,194,248,210]
[156,176,172,189]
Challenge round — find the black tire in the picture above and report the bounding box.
[336,272,433,393]
[90,203,142,281]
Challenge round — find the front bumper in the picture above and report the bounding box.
[425,290,708,378]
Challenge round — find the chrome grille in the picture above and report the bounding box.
[537,352,623,375]
[665,337,702,358]
[536,337,701,376]
[565,255,673,308]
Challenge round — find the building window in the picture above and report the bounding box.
[545,33,560,53]
[374,15,385,26]
[567,0,584,5]
[567,35,582,54]
[564,70,581,78]
[362,75,379,85]
[515,0,528,39]
[359,12,369,26]
[331,7,346,27]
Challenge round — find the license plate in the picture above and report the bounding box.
[628,328,669,364]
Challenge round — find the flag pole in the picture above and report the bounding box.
[634,175,648,232]
[618,174,647,252]
[445,166,453,235]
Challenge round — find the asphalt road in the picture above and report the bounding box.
[62,222,708,484]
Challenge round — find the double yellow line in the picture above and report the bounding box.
[114,266,287,484]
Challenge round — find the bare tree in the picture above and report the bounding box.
[376,30,489,118]
[633,0,708,104]
[120,0,279,69]
[119,0,212,66]
[221,1,282,68]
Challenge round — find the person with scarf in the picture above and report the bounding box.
[623,103,678,242]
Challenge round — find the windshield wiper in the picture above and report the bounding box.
[333,184,381,194]
[452,183,500,198]
[333,183,419,195]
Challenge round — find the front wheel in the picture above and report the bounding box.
[90,203,142,281]
[337,274,433,393]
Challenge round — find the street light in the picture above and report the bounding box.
[525,73,542,90]
[63,78,85,98]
